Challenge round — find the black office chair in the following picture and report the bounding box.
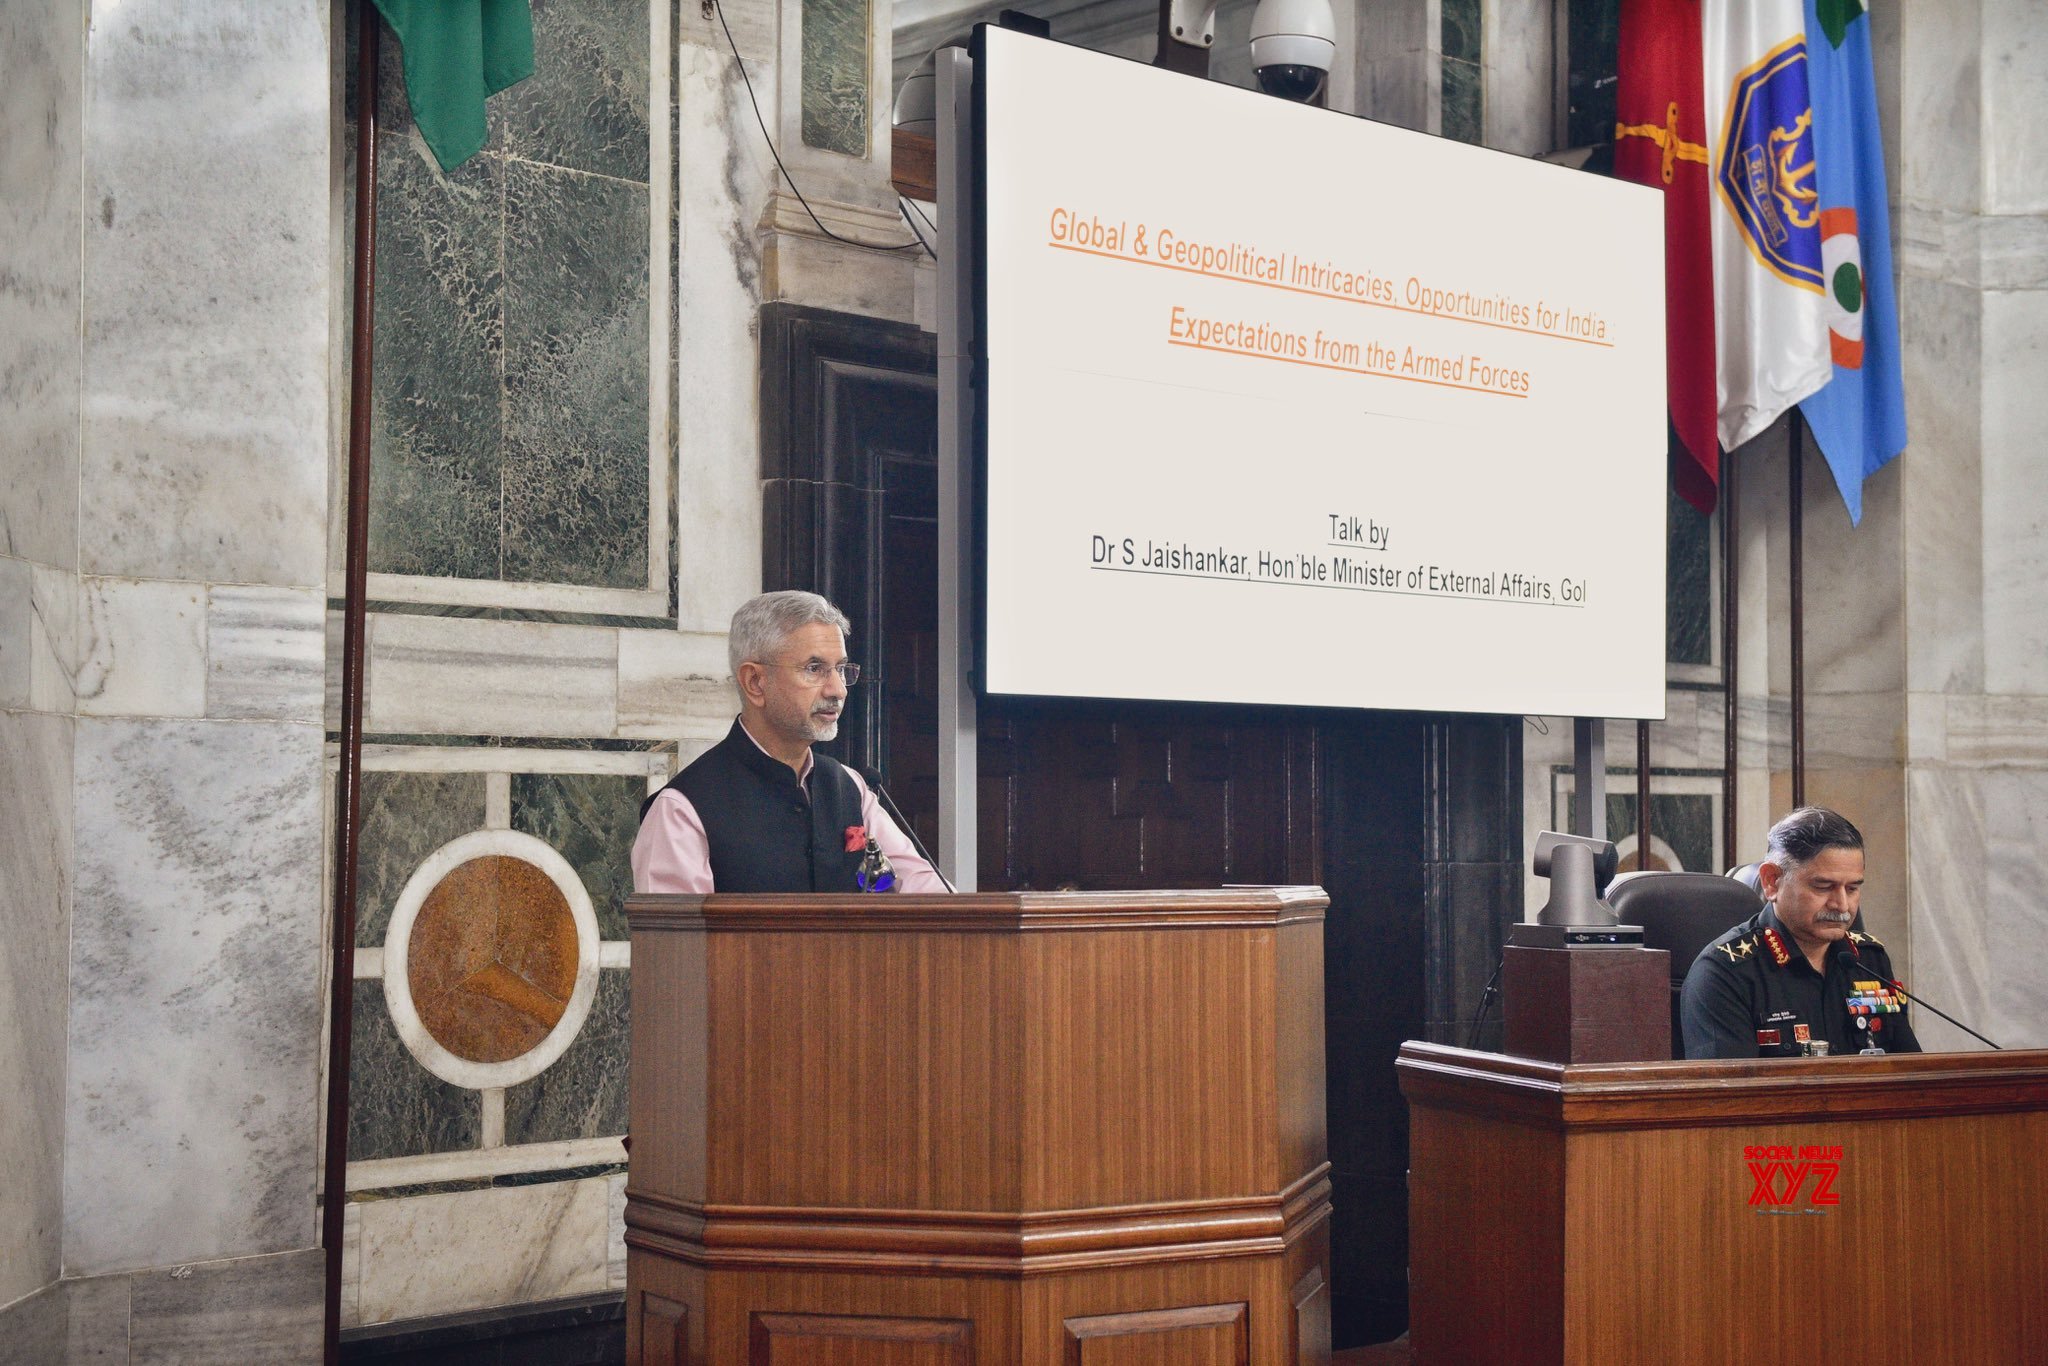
[1606,871,1765,1057]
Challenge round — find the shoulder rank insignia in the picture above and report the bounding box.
[1847,929,1886,950]
[1716,934,1759,962]
[1761,927,1792,966]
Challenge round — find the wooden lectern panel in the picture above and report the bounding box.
[626,889,1332,1365]
[1400,1043,2048,1363]
[1060,1302,1248,1364]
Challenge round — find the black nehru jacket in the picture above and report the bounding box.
[639,720,869,893]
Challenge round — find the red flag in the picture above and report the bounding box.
[1615,0,1720,513]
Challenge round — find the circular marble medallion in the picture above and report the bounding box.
[383,830,599,1089]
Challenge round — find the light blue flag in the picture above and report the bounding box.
[1798,0,1907,525]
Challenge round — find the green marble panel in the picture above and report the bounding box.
[1668,482,1713,666]
[504,969,630,1144]
[501,160,650,588]
[802,0,871,157]
[1442,58,1483,146]
[1442,0,1480,63]
[502,0,650,183]
[1609,792,1716,875]
[348,991,480,1160]
[367,137,505,580]
[356,770,488,947]
[510,771,643,941]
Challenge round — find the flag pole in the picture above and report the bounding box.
[1721,457,1739,872]
[1637,717,1652,869]
[1789,417,1806,808]
[324,4,380,1359]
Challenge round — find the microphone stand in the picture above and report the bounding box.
[857,766,958,893]
[1841,941,2003,1050]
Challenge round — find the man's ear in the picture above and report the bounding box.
[1757,858,1786,902]
[735,661,767,707]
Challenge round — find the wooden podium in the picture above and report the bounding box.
[1398,1042,2048,1363]
[624,888,1332,1364]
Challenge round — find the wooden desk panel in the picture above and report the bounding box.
[1399,1043,2048,1365]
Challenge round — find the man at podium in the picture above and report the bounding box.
[631,590,946,894]
[1680,807,1921,1058]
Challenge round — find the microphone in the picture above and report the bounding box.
[1836,936,2003,1050]
[854,765,957,893]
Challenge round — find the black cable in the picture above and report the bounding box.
[710,0,924,254]
[906,193,939,237]
[896,197,937,258]
[1466,953,1506,1050]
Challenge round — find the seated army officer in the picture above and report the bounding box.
[1680,806,1920,1059]
[631,590,947,894]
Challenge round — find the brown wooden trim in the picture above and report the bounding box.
[891,128,937,201]
[1398,1041,2048,1130]
[624,1168,1333,1275]
[625,887,1329,934]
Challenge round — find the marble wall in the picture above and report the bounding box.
[1894,0,2048,1051]
[0,0,83,1321]
[60,0,334,1290]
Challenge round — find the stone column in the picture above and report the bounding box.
[1896,0,2048,1050]
[0,0,84,1338]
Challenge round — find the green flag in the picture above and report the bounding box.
[371,0,535,172]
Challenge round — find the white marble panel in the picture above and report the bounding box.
[675,39,768,634]
[763,219,921,323]
[1355,0,1440,133]
[207,584,326,723]
[0,712,73,1309]
[0,558,30,710]
[1799,692,1904,768]
[365,614,619,738]
[128,1247,324,1366]
[72,577,208,719]
[1944,693,2048,768]
[1906,690,1949,764]
[79,0,329,586]
[1898,202,2048,292]
[607,1172,628,1289]
[1982,770,2048,1048]
[1984,3,2048,214]
[66,717,326,1274]
[1906,766,1992,1053]
[1899,275,1985,695]
[0,1272,130,1366]
[1800,443,1905,696]
[340,1199,362,1329]
[355,1176,610,1325]
[1481,0,1553,155]
[617,628,739,740]
[1897,1,1983,215]
[28,563,80,714]
[1979,288,2048,695]
[0,1,83,571]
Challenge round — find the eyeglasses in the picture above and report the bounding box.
[766,659,861,686]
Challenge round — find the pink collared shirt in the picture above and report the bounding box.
[631,725,949,894]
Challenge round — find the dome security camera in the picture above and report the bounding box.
[1249,0,1336,103]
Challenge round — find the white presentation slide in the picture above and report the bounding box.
[976,26,1670,719]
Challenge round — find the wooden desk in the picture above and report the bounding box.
[1398,1043,2048,1364]
[625,889,1332,1364]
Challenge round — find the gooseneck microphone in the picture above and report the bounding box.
[854,765,958,893]
[1837,937,2003,1050]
